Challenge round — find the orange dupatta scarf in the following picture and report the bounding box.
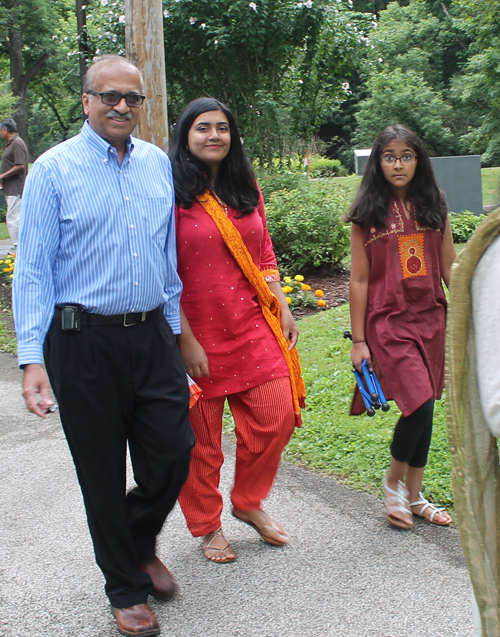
[197,191,306,426]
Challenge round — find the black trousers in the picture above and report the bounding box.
[44,309,194,608]
[390,397,434,468]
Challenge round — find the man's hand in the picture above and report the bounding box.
[22,364,54,418]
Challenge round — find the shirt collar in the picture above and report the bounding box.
[80,120,135,160]
[5,133,17,147]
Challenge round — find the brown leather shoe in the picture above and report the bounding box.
[141,556,177,601]
[113,604,160,636]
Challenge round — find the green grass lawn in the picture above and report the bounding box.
[0,222,9,241]
[481,166,500,206]
[283,304,453,510]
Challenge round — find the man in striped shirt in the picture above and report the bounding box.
[13,55,194,637]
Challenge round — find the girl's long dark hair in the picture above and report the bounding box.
[346,125,447,229]
[169,97,259,215]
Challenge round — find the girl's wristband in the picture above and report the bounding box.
[352,340,366,344]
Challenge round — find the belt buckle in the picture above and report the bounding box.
[123,311,146,327]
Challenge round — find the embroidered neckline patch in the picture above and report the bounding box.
[398,233,427,278]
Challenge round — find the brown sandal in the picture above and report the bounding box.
[202,527,236,563]
[232,508,289,546]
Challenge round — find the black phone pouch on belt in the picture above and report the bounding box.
[60,304,83,331]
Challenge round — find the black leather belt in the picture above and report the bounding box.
[53,307,157,327]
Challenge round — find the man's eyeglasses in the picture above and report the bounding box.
[86,91,146,107]
[380,154,417,165]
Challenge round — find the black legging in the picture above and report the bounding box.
[390,398,434,468]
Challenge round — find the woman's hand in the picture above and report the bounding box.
[351,341,372,373]
[178,334,210,378]
[267,280,299,350]
[280,307,299,350]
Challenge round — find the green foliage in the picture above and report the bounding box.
[308,156,347,178]
[452,0,500,165]
[259,172,308,204]
[0,74,15,121]
[353,0,465,154]
[0,316,16,354]
[284,304,454,510]
[266,179,350,272]
[163,0,373,163]
[0,207,6,225]
[449,210,487,244]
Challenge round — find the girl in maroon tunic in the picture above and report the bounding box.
[170,98,301,562]
[346,125,456,529]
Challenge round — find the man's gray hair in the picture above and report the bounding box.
[82,55,144,94]
[0,119,17,133]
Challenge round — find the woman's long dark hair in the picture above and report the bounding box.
[346,125,447,229]
[169,97,259,215]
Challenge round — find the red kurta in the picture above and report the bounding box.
[176,190,289,399]
[359,198,446,417]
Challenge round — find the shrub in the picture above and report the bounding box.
[0,203,6,223]
[266,180,350,272]
[259,172,307,204]
[308,156,348,178]
[449,210,487,243]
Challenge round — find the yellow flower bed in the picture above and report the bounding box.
[280,273,326,311]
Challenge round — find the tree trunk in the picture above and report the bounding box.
[4,25,49,160]
[124,0,169,150]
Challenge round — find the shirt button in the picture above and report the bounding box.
[134,282,139,286]
[130,225,134,229]
[131,308,135,312]
[133,253,138,257]
[119,170,123,174]
[125,197,130,201]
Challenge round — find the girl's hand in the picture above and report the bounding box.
[178,334,210,378]
[351,342,373,373]
[280,307,299,350]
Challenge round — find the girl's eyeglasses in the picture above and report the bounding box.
[86,91,146,107]
[380,154,417,165]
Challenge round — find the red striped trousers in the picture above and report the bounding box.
[178,376,295,537]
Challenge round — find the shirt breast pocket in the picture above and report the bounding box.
[145,197,169,246]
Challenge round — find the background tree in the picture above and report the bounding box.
[451,0,500,165]
[352,0,466,154]
[162,0,372,164]
[0,0,64,152]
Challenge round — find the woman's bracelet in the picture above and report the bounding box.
[352,340,366,344]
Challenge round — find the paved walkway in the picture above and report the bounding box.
[0,351,474,637]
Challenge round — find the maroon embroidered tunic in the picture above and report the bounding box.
[359,198,446,417]
[176,190,289,399]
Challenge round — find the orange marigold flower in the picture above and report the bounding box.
[286,296,292,304]
[317,299,326,307]
[301,284,311,291]
[294,274,304,282]
[315,289,324,297]
[282,286,293,294]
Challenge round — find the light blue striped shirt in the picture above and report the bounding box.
[13,121,182,366]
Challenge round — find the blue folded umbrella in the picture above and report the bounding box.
[344,331,390,417]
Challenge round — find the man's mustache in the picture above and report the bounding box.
[106,110,133,120]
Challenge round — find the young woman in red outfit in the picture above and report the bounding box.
[170,98,305,562]
[346,125,456,530]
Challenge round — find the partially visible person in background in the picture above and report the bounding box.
[346,124,455,530]
[0,119,28,252]
[447,206,500,637]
